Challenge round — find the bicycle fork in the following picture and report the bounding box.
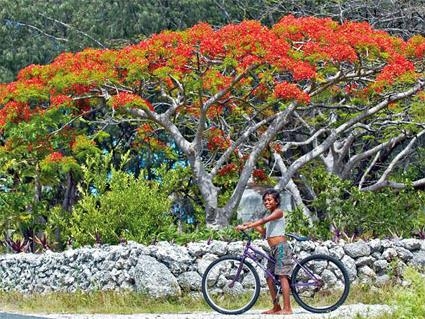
[228,257,246,288]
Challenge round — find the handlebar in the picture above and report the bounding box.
[238,229,309,242]
[239,229,253,242]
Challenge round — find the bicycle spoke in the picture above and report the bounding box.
[292,255,350,313]
[202,256,260,314]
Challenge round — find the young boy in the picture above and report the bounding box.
[236,189,293,315]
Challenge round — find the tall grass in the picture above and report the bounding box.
[357,267,425,319]
[0,269,422,316]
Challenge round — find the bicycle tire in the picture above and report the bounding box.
[201,255,261,315]
[291,254,350,313]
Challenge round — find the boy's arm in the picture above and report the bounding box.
[253,225,266,237]
[236,209,283,232]
[236,222,265,236]
[247,209,284,228]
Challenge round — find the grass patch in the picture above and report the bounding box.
[0,291,210,314]
[0,286,392,315]
[356,267,425,319]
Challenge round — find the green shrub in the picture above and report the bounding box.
[60,153,172,246]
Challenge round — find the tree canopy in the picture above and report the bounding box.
[1,15,424,227]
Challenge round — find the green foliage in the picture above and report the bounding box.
[284,207,311,236]
[153,224,242,245]
[71,135,102,161]
[362,268,425,319]
[391,267,425,319]
[284,206,332,240]
[54,155,244,247]
[61,153,172,246]
[304,165,425,239]
[0,183,34,234]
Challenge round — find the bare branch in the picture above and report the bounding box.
[10,20,69,42]
[358,150,381,190]
[373,130,425,186]
[211,114,278,177]
[279,128,329,153]
[361,178,425,191]
[341,133,407,178]
[276,79,425,190]
[49,107,101,135]
[273,152,315,223]
[224,102,298,214]
[38,13,106,48]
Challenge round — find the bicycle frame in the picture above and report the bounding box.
[232,231,322,290]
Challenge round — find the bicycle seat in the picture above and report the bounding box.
[286,233,309,241]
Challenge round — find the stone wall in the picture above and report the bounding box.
[1,238,424,297]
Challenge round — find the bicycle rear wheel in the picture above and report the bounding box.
[201,255,260,315]
[291,254,350,313]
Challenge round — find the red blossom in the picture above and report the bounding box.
[345,83,359,94]
[273,143,283,153]
[51,94,73,107]
[406,35,425,58]
[140,123,154,133]
[218,163,238,176]
[110,92,153,111]
[291,62,316,80]
[375,55,415,89]
[207,127,231,151]
[0,101,33,127]
[274,82,310,104]
[0,16,422,131]
[47,152,64,162]
[252,168,267,181]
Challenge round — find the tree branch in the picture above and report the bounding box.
[358,150,381,190]
[193,64,258,153]
[224,102,297,215]
[361,178,425,192]
[38,13,106,48]
[273,152,315,223]
[371,129,425,187]
[9,20,69,42]
[276,79,425,190]
[210,114,278,177]
[341,132,407,178]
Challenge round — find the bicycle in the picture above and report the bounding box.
[201,230,350,315]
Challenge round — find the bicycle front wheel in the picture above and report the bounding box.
[291,254,350,313]
[201,255,260,315]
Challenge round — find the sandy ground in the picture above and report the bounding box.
[1,304,392,319]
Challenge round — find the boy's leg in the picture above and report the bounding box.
[262,275,281,314]
[263,248,281,314]
[277,275,293,315]
[275,242,293,315]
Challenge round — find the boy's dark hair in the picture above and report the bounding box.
[262,189,281,206]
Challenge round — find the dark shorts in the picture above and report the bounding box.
[266,242,293,277]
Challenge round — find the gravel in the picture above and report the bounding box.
[25,304,392,319]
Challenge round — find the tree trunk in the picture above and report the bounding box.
[34,163,42,203]
[62,171,76,212]
[57,171,76,248]
[206,207,230,228]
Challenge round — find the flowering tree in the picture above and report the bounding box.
[1,16,424,227]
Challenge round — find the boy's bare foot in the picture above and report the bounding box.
[276,309,293,315]
[262,305,282,314]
